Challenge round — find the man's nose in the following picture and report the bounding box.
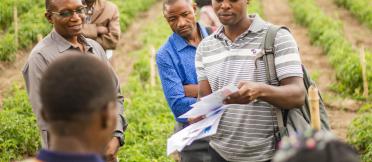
[70,12,82,21]
[177,18,187,28]
[220,0,231,10]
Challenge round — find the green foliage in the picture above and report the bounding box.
[0,5,51,62]
[289,0,372,98]
[310,70,321,83]
[0,0,44,30]
[0,85,40,161]
[248,0,263,16]
[0,0,158,61]
[335,0,372,30]
[347,112,372,162]
[112,0,157,32]
[118,15,174,162]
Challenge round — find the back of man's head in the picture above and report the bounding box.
[40,53,116,134]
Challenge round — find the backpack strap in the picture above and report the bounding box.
[263,25,290,139]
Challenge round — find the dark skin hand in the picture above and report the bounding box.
[97,26,109,35]
[184,84,198,98]
[183,84,203,123]
[187,115,206,124]
[198,80,213,98]
[183,81,212,124]
[199,77,305,109]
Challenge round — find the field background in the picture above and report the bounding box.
[0,0,371,161]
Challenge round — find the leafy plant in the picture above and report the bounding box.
[0,85,40,161]
[0,0,44,30]
[289,0,372,98]
[347,112,372,162]
[118,15,174,162]
[335,0,372,30]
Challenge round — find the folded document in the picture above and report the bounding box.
[178,84,238,118]
[167,85,238,155]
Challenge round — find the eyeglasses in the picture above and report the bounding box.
[49,7,87,18]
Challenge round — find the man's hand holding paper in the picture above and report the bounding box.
[224,81,263,104]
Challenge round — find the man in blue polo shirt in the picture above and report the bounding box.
[156,0,211,161]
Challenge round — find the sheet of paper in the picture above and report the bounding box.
[167,108,224,155]
[179,85,238,118]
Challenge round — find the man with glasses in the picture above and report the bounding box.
[81,0,120,65]
[22,0,126,161]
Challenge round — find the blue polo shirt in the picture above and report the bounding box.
[36,149,104,162]
[156,23,209,124]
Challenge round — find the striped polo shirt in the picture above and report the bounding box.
[195,14,303,161]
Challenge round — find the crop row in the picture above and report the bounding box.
[0,85,40,161]
[347,104,372,162]
[0,0,158,61]
[289,0,372,98]
[335,0,372,30]
[117,14,174,161]
[0,0,44,30]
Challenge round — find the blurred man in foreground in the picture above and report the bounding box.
[24,54,118,162]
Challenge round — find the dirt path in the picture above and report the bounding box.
[113,2,162,84]
[314,0,372,50]
[0,49,30,106]
[261,0,356,140]
[0,2,163,107]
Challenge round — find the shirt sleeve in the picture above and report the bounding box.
[95,4,121,50]
[22,52,48,130]
[91,40,127,139]
[195,42,208,82]
[82,23,98,39]
[156,49,197,124]
[274,29,303,81]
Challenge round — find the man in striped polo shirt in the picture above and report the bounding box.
[196,0,306,161]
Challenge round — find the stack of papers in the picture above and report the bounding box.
[179,84,238,119]
[166,85,238,155]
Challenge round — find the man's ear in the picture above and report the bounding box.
[45,12,53,24]
[41,108,50,122]
[192,2,198,13]
[100,101,117,129]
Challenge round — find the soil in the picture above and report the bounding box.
[113,2,163,85]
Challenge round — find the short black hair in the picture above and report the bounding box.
[45,0,55,11]
[195,0,211,8]
[40,53,116,124]
[163,0,192,11]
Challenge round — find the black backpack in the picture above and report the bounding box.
[259,25,331,143]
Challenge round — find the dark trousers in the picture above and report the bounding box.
[180,139,211,162]
[209,146,272,162]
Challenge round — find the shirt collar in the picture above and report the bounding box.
[171,22,209,52]
[51,30,93,53]
[214,14,267,40]
[37,149,104,162]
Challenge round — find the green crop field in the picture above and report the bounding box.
[0,0,371,162]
